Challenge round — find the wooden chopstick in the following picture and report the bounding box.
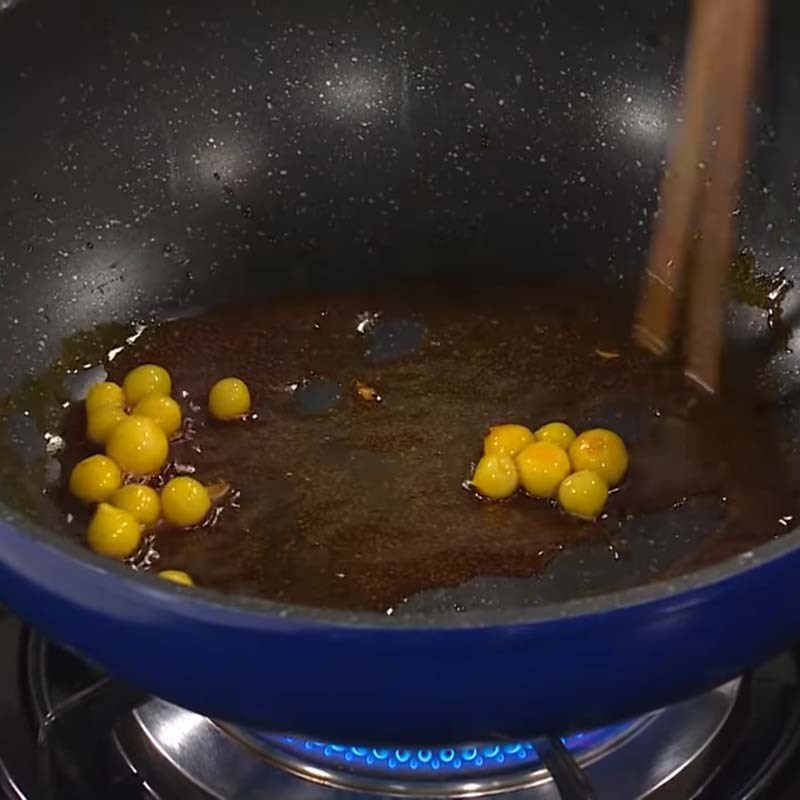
[685,0,766,391]
[634,0,766,393]
[633,0,729,356]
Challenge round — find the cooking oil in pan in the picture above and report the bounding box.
[3,283,798,613]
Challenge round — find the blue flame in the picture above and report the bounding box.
[260,721,635,778]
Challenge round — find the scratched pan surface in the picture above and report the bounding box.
[2,0,800,742]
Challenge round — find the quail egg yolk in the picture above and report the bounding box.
[483,424,535,457]
[161,477,212,527]
[133,393,182,437]
[558,470,609,520]
[111,484,161,525]
[87,405,127,446]
[208,377,252,421]
[87,503,142,559]
[516,441,571,499]
[569,428,629,487]
[123,364,172,407]
[159,570,194,587]
[470,453,520,500]
[85,381,125,414]
[106,415,169,476]
[534,421,576,452]
[69,455,122,504]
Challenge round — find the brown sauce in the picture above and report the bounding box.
[54,285,800,612]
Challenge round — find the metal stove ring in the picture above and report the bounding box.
[22,630,748,800]
[218,716,654,799]
[111,679,741,800]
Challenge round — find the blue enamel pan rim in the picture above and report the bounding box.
[0,499,795,630]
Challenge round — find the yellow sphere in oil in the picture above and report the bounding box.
[111,484,161,525]
[87,503,142,559]
[85,381,125,414]
[106,415,169,476]
[470,454,520,500]
[87,405,127,446]
[208,377,252,421]
[516,441,571,499]
[569,428,629,487]
[158,570,194,587]
[161,477,212,527]
[123,364,172,407]
[483,424,535,457]
[558,470,609,520]
[133,393,182,437]
[69,455,122,504]
[534,421,576,452]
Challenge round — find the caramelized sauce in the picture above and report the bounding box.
[55,286,800,612]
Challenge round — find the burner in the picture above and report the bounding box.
[247,721,640,778]
[12,626,800,800]
[111,681,739,799]
[222,718,646,796]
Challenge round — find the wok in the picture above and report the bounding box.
[2,0,800,745]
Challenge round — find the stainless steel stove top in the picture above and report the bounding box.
[3,611,800,800]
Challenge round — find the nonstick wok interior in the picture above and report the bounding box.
[3,0,800,619]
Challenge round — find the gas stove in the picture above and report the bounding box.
[2,612,800,800]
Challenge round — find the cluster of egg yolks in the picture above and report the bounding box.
[469,422,628,521]
[71,366,254,586]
